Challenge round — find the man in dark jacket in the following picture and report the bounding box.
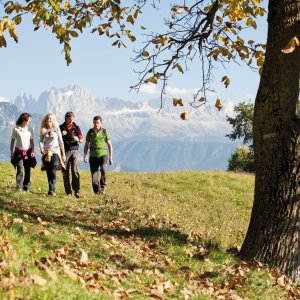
[60,112,83,198]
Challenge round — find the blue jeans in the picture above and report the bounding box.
[89,155,108,193]
[15,153,31,191]
[44,154,59,193]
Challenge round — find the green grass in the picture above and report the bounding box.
[0,161,297,299]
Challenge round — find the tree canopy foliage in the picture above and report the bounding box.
[226,101,254,173]
[1,0,267,110]
[226,101,254,148]
[227,145,254,173]
[1,0,144,65]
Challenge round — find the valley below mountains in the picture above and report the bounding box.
[0,85,238,171]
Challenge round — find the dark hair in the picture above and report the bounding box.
[16,113,31,126]
[93,115,102,122]
[65,111,75,119]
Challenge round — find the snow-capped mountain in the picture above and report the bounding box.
[14,85,234,142]
[2,85,238,171]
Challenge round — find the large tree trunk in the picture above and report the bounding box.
[240,0,300,284]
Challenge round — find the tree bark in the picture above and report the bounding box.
[240,0,300,284]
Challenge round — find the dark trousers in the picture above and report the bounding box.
[89,155,108,193]
[44,154,59,193]
[62,150,80,194]
[15,154,31,191]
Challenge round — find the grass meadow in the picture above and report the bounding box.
[0,161,298,299]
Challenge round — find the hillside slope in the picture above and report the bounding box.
[0,162,298,299]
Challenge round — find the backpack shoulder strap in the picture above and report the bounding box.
[102,128,108,143]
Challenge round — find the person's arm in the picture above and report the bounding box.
[39,132,46,155]
[39,140,45,156]
[30,139,35,157]
[58,129,66,162]
[30,128,35,157]
[74,126,84,143]
[10,128,16,159]
[60,143,66,162]
[84,140,89,163]
[10,139,15,159]
[107,140,113,165]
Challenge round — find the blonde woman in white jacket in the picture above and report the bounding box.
[39,113,66,196]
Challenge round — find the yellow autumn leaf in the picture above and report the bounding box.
[64,1,70,9]
[281,36,300,54]
[173,98,183,106]
[180,112,189,120]
[133,9,140,19]
[176,64,184,74]
[142,51,149,57]
[126,15,134,25]
[152,37,169,46]
[152,39,162,45]
[0,21,3,36]
[144,77,157,84]
[149,77,157,84]
[221,76,230,88]
[162,37,169,45]
[215,99,222,111]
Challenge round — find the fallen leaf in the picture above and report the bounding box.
[277,274,287,287]
[12,218,23,224]
[80,249,89,264]
[64,269,85,284]
[31,274,47,286]
[39,229,50,236]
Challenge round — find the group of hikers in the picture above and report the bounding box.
[10,112,113,197]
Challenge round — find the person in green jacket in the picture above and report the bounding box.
[84,116,113,195]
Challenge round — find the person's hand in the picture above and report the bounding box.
[73,136,79,142]
[41,149,45,156]
[109,158,113,165]
[31,152,35,157]
[62,154,66,162]
[84,155,88,163]
[10,153,14,159]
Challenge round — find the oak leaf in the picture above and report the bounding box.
[180,112,189,120]
[31,274,47,286]
[215,99,222,111]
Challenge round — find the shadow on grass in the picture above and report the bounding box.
[0,193,189,247]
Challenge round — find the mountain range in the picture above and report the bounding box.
[1,85,238,171]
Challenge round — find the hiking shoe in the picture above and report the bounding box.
[75,192,80,198]
[48,191,56,196]
[66,193,72,197]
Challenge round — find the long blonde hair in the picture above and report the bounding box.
[39,113,59,138]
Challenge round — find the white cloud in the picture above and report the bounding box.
[165,86,200,96]
[140,84,203,96]
[139,84,160,95]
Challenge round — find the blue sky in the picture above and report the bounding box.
[0,2,267,104]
